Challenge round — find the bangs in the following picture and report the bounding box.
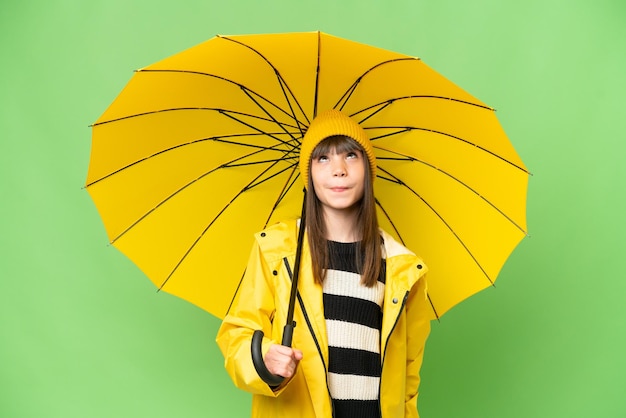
[310,135,363,159]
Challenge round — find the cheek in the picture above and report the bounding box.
[355,166,367,197]
[352,162,366,181]
[310,166,325,190]
[357,182,366,199]
[310,164,322,183]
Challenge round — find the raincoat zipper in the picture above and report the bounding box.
[378,290,410,418]
[283,257,336,418]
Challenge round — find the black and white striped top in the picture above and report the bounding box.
[323,240,386,418]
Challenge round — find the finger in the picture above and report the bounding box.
[272,344,295,356]
[264,347,292,375]
[269,359,295,378]
[292,349,304,361]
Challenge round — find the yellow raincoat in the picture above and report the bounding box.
[216,220,431,417]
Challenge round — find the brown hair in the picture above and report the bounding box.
[305,135,382,287]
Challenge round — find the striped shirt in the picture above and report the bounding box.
[323,240,386,418]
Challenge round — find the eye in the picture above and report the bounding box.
[346,151,359,159]
[316,155,329,162]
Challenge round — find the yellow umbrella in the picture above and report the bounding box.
[86,31,529,320]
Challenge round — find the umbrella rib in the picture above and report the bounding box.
[230,160,300,188]
[376,144,528,235]
[350,96,494,124]
[334,57,418,111]
[277,77,308,135]
[376,165,496,287]
[217,109,302,147]
[107,143,296,245]
[221,157,297,169]
[274,67,311,132]
[91,105,299,128]
[374,197,405,246]
[218,35,311,126]
[273,174,302,214]
[375,197,440,319]
[85,132,300,187]
[354,102,392,125]
[333,57,493,115]
[236,89,302,141]
[334,77,359,113]
[369,126,530,175]
[157,154,297,290]
[260,164,302,230]
[313,31,321,118]
[226,166,303,318]
[93,69,305,128]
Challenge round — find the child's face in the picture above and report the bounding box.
[310,146,365,215]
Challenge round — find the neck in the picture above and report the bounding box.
[322,207,360,242]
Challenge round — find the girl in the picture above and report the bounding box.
[217,109,432,418]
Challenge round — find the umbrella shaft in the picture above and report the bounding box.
[285,192,307,325]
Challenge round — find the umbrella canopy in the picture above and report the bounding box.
[86,31,529,320]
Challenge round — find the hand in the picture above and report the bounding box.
[263,344,303,379]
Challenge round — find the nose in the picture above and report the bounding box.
[331,158,347,177]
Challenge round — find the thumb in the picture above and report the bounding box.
[292,348,304,361]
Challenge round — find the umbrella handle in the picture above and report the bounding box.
[251,195,303,386]
[251,323,295,386]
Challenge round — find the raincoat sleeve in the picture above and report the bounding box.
[216,239,281,397]
[405,275,431,417]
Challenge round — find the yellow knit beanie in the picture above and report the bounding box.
[299,109,376,187]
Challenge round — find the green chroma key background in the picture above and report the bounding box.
[1,0,624,416]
